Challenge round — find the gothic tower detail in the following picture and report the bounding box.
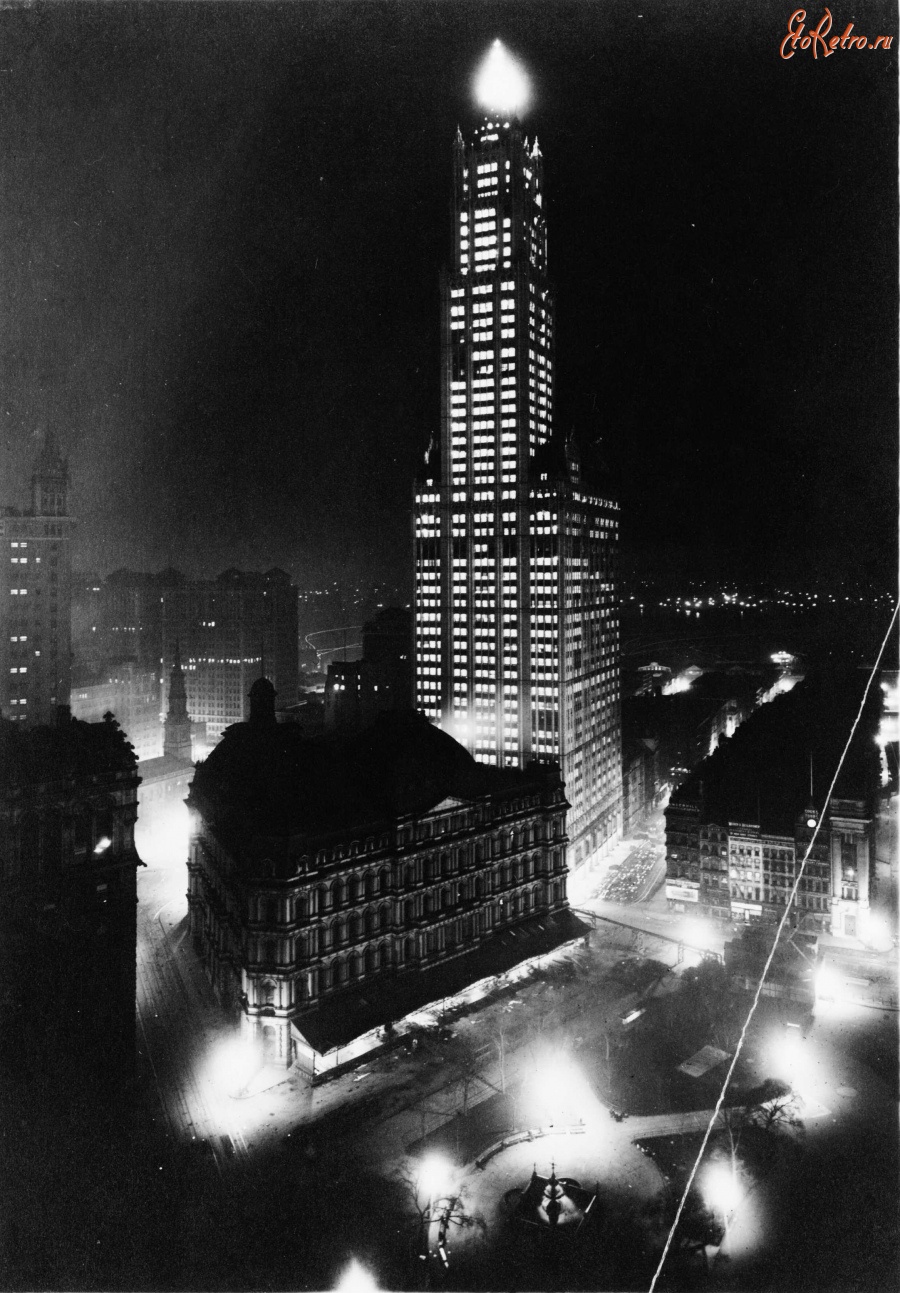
[163,643,193,763]
[413,48,623,871]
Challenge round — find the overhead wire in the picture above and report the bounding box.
[647,600,899,1292]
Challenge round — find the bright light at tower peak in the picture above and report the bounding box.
[474,39,531,117]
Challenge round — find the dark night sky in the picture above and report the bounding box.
[2,0,897,588]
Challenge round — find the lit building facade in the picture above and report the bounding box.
[187,689,571,1072]
[664,674,881,940]
[414,87,622,870]
[71,660,162,760]
[94,566,299,750]
[0,434,73,726]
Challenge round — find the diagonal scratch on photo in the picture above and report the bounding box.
[0,2,897,1291]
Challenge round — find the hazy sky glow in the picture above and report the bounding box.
[1,1,896,587]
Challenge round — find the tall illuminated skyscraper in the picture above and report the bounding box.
[414,43,622,871]
[1,432,73,726]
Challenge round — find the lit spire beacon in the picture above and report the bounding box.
[413,42,624,875]
[473,39,531,117]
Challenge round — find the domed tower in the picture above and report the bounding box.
[248,675,277,726]
[163,642,193,763]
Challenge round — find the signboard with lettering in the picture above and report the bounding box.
[666,882,699,903]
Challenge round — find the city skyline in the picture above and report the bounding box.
[3,2,896,589]
[1,10,897,1293]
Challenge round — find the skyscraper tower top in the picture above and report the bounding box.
[473,40,531,118]
[30,429,69,518]
[413,50,623,869]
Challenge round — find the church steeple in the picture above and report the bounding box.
[30,429,69,518]
[163,642,193,763]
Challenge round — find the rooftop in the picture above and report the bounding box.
[190,707,562,853]
[668,671,881,832]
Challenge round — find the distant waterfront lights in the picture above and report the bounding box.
[473,39,531,116]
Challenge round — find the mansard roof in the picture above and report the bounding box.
[189,708,559,847]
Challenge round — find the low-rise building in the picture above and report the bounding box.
[187,681,573,1074]
[664,672,881,940]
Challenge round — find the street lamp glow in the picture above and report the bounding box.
[335,1260,379,1293]
[524,1050,601,1127]
[417,1152,452,1201]
[211,1034,263,1098]
[473,40,531,116]
[703,1160,743,1216]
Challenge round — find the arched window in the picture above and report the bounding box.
[380,904,391,930]
[259,979,276,1006]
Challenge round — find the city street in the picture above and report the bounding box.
[128,796,898,1289]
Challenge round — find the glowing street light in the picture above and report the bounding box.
[473,40,531,116]
[416,1153,453,1270]
[524,1050,601,1128]
[335,1259,379,1292]
[417,1152,452,1204]
[702,1160,743,1220]
[211,1034,263,1098]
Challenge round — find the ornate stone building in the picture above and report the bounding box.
[0,710,141,1096]
[187,681,572,1073]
